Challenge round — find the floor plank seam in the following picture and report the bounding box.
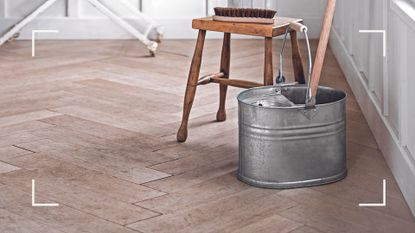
[146,157,180,169]
[49,201,147,231]
[133,204,164,217]
[124,210,164,226]
[140,174,176,187]
[12,145,37,154]
[134,192,170,206]
[124,227,145,233]
[88,169,171,194]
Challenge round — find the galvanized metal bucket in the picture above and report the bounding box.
[237,7,346,189]
[237,85,347,188]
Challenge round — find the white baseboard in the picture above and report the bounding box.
[0,16,323,40]
[330,28,415,217]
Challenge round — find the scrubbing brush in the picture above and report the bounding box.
[213,7,277,24]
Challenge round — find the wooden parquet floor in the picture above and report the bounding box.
[0,39,414,233]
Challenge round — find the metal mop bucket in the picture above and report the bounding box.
[238,85,346,188]
[237,0,345,189]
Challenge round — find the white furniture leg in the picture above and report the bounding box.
[0,0,162,56]
[87,0,159,56]
[0,0,58,46]
[118,0,164,42]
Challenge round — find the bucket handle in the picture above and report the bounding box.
[282,22,313,107]
[280,0,337,108]
[276,0,336,108]
[276,24,310,86]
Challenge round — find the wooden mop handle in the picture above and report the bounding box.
[309,0,337,99]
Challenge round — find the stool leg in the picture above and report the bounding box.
[264,37,274,86]
[290,30,306,84]
[217,33,231,122]
[177,30,206,142]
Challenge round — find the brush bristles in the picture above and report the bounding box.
[214,7,276,19]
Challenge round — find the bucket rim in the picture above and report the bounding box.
[237,85,347,109]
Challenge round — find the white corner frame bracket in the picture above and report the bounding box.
[32,179,59,207]
[0,0,58,46]
[87,0,162,56]
[32,29,59,57]
[358,179,387,207]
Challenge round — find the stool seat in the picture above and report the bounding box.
[192,17,303,37]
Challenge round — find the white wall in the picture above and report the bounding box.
[0,0,325,39]
[330,0,415,216]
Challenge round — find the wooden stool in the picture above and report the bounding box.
[177,17,305,142]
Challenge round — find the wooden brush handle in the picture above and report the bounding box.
[309,0,336,98]
[289,22,307,33]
